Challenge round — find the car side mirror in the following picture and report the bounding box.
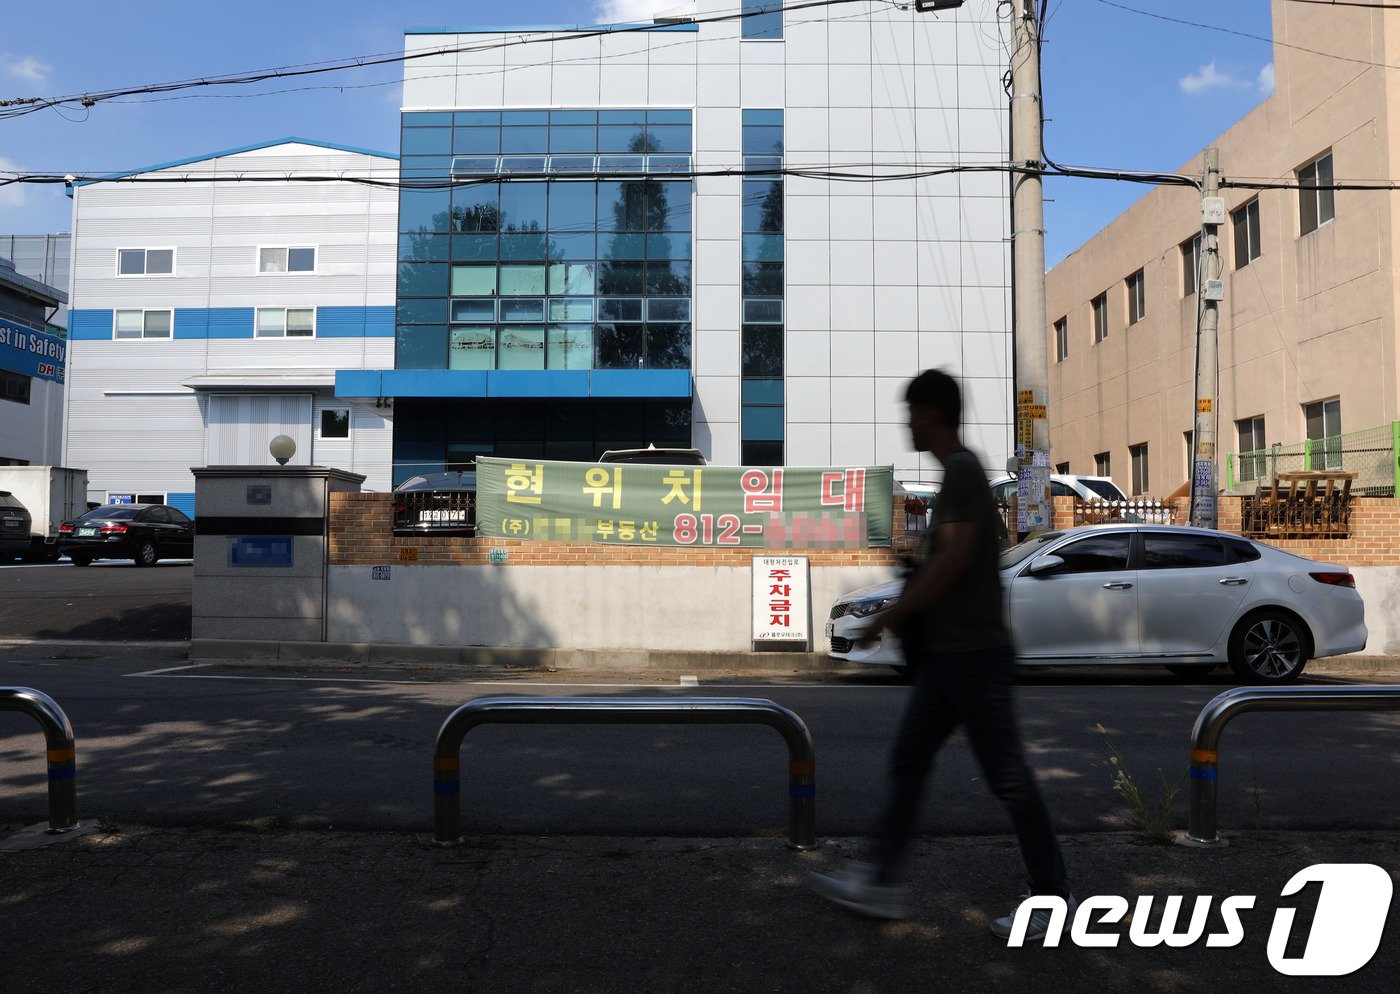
[1027,554,1065,577]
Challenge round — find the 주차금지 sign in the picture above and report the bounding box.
[752,556,810,647]
[475,457,894,548]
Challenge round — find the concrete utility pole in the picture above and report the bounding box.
[1189,147,1224,529]
[1010,0,1050,535]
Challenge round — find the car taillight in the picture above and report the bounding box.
[58,524,74,534]
[1310,572,1356,588]
[99,524,129,534]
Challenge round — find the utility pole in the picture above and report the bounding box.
[1190,147,1224,529]
[1010,0,1050,535]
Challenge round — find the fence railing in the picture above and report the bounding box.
[1072,498,1176,526]
[1184,685,1400,846]
[1228,422,1399,496]
[432,696,817,849]
[0,687,79,833]
[393,489,476,536]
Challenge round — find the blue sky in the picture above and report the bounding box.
[0,0,1276,267]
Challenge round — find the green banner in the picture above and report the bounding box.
[476,457,893,548]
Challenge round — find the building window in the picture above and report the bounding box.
[1055,461,1070,475]
[1091,293,1108,343]
[742,0,783,40]
[1232,199,1261,269]
[114,309,173,340]
[259,246,317,273]
[1053,317,1068,362]
[1,369,32,405]
[1094,451,1110,478]
[1304,398,1342,471]
[1181,235,1200,296]
[1236,415,1266,483]
[256,307,316,338]
[116,248,174,276]
[1126,270,1145,325]
[1298,152,1335,236]
[320,409,350,439]
[741,109,784,465]
[1130,443,1149,496]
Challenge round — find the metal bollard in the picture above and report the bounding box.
[1185,685,1400,846]
[433,696,816,849]
[0,687,79,833]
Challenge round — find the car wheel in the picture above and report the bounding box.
[1164,664,1217,680]
[1228,610,1310,684]
[134,541,159,567]
[70,553,93,567]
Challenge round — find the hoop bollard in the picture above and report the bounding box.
[1184,685,1400,847]
[433,696,816,849]
[0,687,79,833]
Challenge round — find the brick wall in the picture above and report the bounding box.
[329,492,917,568]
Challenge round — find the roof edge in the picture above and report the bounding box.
[70,138,399,190]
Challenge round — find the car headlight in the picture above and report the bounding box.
[850,596,898,618]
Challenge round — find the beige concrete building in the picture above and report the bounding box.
[1046,0,1400,497]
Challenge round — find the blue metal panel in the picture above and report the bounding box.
[173,310,209,339]
[167,493,196,518]
[487,370,590,397]
[318,306,396,338]
[68,309,113,340]
[335,370,383,398]
[590,369,692,398]
[208,308,255,339]
[381,370,489,397]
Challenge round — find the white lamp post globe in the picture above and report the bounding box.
[269,435,297,466]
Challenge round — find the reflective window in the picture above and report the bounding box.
[595,324,645,368]
[548,298,595,322]
[499,265,547,296]
[742,0,783,41]
[499,299,545,322]
[548,182,597,233]
[548,262,596,295]
[498,326,546,369]
[547,325,594,370]
[451,299,496,323]
[646,324,691,369]
[599,298,644,322]
[449,326,495,370]
[500,183,548,232]
[451,265,497,296]
[1142,534,1226,570]
[1046,534,1132,574]
[452,184,500,232]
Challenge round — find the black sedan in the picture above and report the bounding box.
[58,504,194,567]
[393,471,475,536]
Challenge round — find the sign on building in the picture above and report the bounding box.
[0,318,66,383]
[752,556,810,649]
[475,457,894,548]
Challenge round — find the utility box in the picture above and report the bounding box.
[0,466,89,561]
[191,465,364,643]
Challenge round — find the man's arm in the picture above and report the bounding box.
[857,519,977,645]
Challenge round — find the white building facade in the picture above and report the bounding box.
[359,1,1013,484]
[65,140,399,512]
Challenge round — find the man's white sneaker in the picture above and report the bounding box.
[989,893,1078,942]
[806,861,909,920]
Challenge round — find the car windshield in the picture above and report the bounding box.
[80,505,145,520]
[396,472,476,491]
[1082,479,1126,501]
[999,532,1064,570]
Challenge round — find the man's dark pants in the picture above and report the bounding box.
[870,644,1069,896]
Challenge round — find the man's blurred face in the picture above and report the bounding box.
[907,403,941,452]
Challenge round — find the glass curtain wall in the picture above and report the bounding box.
[396,110,694,373]
[741,110,784,465]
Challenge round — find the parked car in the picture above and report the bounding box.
[826,524,1367,683]
[0,466,89,561]
[393,471,476,535]
[57,503,194,566]
[0,491,33,560]
[598,445,707,465]
[989,473,1128,505]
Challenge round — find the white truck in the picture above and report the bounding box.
[0,467,89,562]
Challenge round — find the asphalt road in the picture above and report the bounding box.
[0,559,191,641]
[2,647,1398,840]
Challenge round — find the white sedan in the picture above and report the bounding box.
[826,525,1367,683]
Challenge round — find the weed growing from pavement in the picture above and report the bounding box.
[1094,723,1185,843]
[98,819,122,834]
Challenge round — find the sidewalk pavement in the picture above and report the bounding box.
[3,822,1396,992]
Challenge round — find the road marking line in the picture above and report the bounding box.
[125,662,220,677]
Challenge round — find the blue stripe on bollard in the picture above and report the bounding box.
[47,765,76,781]
[1189,766,1218,781]
[788,784,816,798]
[433,780,461,795]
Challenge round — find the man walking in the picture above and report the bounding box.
[807,369,1073,940]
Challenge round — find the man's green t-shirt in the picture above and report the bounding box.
[910,448,1012,656]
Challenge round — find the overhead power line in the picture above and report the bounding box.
[0,0,909,120]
